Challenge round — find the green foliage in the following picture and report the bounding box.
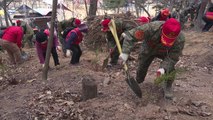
[154,71,176,85]
[91,48,100,65]
[154,68,187,85]
[103,0,126,9]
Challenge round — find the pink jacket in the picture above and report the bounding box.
[205,11,213,20]
[35,34,59,64]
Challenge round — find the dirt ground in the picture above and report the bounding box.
[0,30,213,120]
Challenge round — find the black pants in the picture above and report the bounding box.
[109,39,123,65]
[43,47,60,66]
[60,38,67,55]
[202,16,213,32]
[70,44,82,64]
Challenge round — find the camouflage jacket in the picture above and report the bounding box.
[122,21,185,70]
[57,18,76,39]
[106,19,135,43]
[20,21,34,35]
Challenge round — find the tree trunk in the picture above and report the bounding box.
[84,0,89,16]
[7,13,13,25]
[135,0,140,17]
[3,0,9,27]
[138,4,151,17]
[88,0,98,18]
[42,0,58,80]
[0,16,3,27]
[194,0,208,31]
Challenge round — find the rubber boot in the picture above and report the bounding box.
[163,80,173,99]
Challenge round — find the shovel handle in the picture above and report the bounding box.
[108,19,128,71]
[109,19,142,98]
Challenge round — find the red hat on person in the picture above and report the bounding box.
[161,8,170,17]
[16,20,21,26]
[161,18,181,47]
[137,16,149,24]
[74,19,81,26]
[44,29,50,36]
[101,19,111,32]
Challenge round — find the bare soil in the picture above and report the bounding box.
[0,30,213,120]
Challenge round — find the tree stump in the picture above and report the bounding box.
[82,76,97,101]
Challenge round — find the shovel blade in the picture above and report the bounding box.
[125,77,142,98]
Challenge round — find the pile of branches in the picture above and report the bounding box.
[84,13,137,51]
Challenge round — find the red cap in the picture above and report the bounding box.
[161,18,181,47]
[16,20,21,26]
[101,19,111,32]
[161,8,170,17]
[44,29,50,36]
[75,19,81,26]
[136,16,149,25]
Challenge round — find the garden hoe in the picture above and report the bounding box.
[108,19,142,98]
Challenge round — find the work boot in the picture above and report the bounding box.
[162,80,173,99]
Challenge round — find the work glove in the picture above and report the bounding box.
[118,53,129,65]
[56,46,62,52]
[156,68,165,77]
[66,50,71,57]
[41,64,45,68]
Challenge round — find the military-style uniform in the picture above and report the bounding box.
[122,21,185,86]
[105,19,135,65]
[20,21,34,48]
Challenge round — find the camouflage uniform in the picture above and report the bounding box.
[122,21,185,89]
[105,19,134,65]
[20,21,34,48]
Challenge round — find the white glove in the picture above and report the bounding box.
[66,50,71,57]
[56,46,62,52]
[41,64,45,68]
[119,53,129,64]
[121,33,132,41]
[156,68,165,77]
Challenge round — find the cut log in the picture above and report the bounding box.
[82,76,97,101]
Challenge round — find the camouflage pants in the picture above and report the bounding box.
[108,39,123,65]
[22,34,33,48]
[0,39,22,65]
[136,51,175,83]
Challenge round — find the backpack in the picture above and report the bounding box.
[62,27,75,39]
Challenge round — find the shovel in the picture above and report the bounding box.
[108,19,142,98]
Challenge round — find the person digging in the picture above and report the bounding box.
[100,18,134,68]
[119,18,185,99]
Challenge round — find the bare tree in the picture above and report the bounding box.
[84,0,89,16]
[42,0,58,80]
[3,0,9,27]
[88,0,98,18]
[194,0,208,31]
